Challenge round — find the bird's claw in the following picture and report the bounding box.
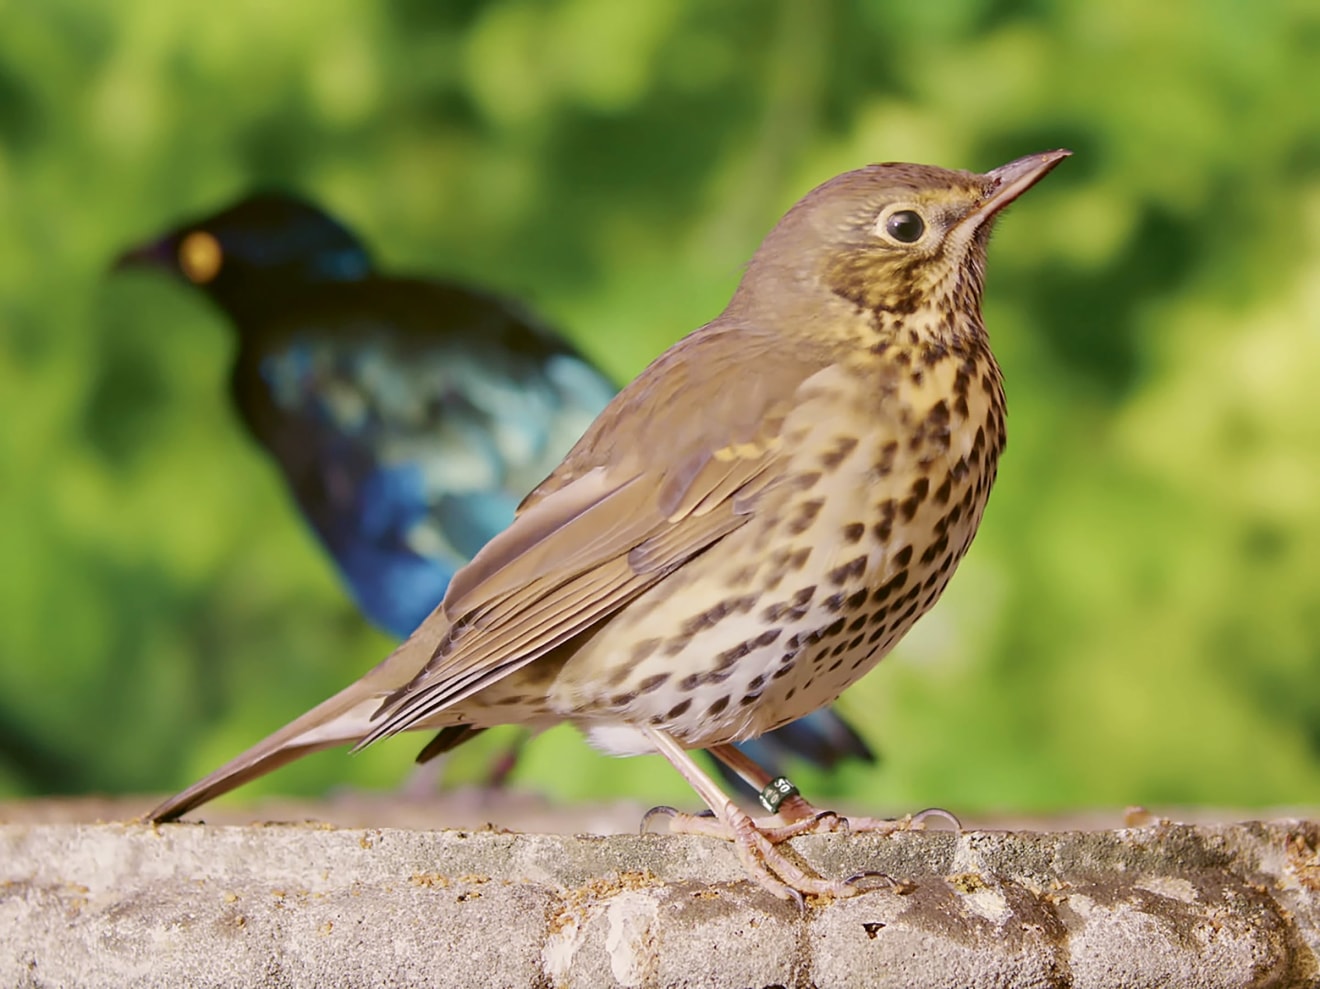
[910,806,962,831]
[843,869,896,892]
[813,810,847,833]
[640,805,680,833]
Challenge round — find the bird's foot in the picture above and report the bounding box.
[701,745,962,835]
[644,804,890,903]
[846,806,963,832]
[737,792,960,837]
[641,803,834,842]
[771,796,962,834]
[639,729,925,901]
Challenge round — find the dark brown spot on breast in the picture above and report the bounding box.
[638,674,670,694]
[873,441,899,477]
[786,498,824,535]
[820,436,859,469]
[871,570,909,604]
[873,500,897,543]
[842,522,865,544]
[712,629,783,672]
[920,534,950,566]
[666,699,692,719]
[827,555,867,586]
[706,697,729,717]
[729,563,760,586]
[762,585,815,623]
[893,544,913,567]
[933,476,953,506]
[914,400,952,455]
[899,495,920,523]
[678,596,757,638]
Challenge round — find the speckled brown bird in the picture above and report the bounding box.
[148,149,1069,900]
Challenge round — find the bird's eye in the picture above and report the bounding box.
[884,210,926,244]
[178,230,224,284]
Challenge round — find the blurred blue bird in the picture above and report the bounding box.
[116,192,875,794]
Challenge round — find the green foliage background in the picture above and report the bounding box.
[1,0,1318,815]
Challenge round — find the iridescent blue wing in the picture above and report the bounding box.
[230,279,615,639]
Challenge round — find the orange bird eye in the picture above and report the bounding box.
[178,230,223,283]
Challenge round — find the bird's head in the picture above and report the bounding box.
[114,191,373,314]
[732,150,1070,344]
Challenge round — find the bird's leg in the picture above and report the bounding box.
[708,743,850,838]
[641,727,866,900]
[710,743,962,835]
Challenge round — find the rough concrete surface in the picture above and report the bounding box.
[1,800,1319,988]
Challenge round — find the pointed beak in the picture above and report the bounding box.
[964,148,1072,228]
[112,238,173,273]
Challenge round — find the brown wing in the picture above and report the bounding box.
[146,321,827,821]
[358,323,827,745]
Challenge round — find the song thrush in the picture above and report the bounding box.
[147,149,1070,900]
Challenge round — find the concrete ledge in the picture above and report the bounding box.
[2,811,1319,987]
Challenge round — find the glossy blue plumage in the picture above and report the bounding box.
[117,192,874,790]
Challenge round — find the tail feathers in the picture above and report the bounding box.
[147,739,340,823]
[146,688,387,822]
[148,621,446,822]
